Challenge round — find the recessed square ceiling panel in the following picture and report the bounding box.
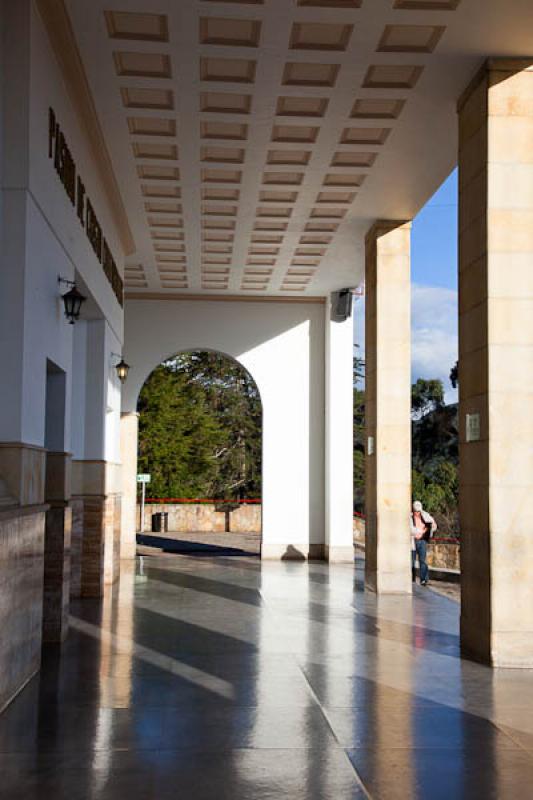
[201,168,242,183]
[202,188,240,202]
[200,92,252,114]
[331,151,377,167]
[310,207,346,218]
[137,165,180,181]
[340,127,391,145]
[377,25,446,53]
[316,190,356,203]
[127,117,176,137]
[202,231,234,242]
[104,11,169,42]
[300,234,332,244]
[141,185,181,199]
[150,230,183,241]
[305,221,339,232]
[394,0,460,8]
[201,121,248,140]
[132,142,178,160]
[113,51,171,78]
[282,62,340,87]
[199,17,261,48]
[272,124,319,143]
[200,57,257,84]
[289,22,353,52]
[323,173,365,187]
[149,215,182,227]
[363,65,424,89]
[259,190,298,203]
[298,0,361,6]
[256,206,292,217]
[121,88,174,110]
[202,204,238,216]
[202,219,236,230]
[144,201,182,214]
[262,171,304,185]
[254,220,288,231]
[350,98,406,119]
[266,150,311,168]
[276,96,329,118]
[201,146,246,163]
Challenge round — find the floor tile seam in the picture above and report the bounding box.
[297,666,374,800]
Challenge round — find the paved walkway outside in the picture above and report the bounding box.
[1,554,533,799]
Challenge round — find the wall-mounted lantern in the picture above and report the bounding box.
[58,276,86,324]
[111,353,130,384]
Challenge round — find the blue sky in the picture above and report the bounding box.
[354,168,459,403]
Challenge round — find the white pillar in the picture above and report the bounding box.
[365,221,412,594]
[120,412,138,560]
[324,296,354,562]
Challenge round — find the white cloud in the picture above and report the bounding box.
[353,284,458,404]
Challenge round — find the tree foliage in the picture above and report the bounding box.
[137,352,261,499]
[411,378,445,419]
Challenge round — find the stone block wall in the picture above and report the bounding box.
[0,507,46,713]
[42,505,71,642]
[141,503,262,534]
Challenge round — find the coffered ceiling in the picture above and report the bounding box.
[63,0,533,297]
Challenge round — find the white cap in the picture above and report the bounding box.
[413,500,423,512]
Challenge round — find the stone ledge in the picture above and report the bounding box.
[0,503,49,522]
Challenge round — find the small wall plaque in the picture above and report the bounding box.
[367,436,374,455]
[466,413,481,443]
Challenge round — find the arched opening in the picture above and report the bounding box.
[134,350,262,558]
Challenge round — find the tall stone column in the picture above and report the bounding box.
[120,412,139,560]
[324,296,354,562]
[458,59,533,667]
[364,221,412,594]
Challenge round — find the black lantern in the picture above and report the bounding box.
[58,277,86,324]
[115,358,130,384]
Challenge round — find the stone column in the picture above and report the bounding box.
[71,460,121,597]
[120,412,139,560]
[324,296,354,562]
[364,221,412,594]
[42,452,71,643]
[458,59,533,667]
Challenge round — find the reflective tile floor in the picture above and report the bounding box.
[2,554,533,799]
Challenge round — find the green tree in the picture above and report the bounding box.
[411,378,445,419]
[137,352,262,500]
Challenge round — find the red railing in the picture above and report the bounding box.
[145,497,262,505]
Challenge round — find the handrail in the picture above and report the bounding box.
[145,497,261,505]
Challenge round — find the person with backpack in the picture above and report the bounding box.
[411,500,437,586]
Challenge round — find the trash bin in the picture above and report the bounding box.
[161,512,169,533]
[151,512,162,533]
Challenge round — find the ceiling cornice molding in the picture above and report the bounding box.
[125,292,326,305]
[35,0,135,257]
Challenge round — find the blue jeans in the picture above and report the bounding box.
[412,539,428,583]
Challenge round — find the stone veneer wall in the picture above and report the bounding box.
[79,494,121,597]
[42,505,71,642]
[0,507,46,712]
[141,503,262,534]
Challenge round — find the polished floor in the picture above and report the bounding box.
[2,554,533,799]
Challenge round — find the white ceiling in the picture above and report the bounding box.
[65,0,533,298]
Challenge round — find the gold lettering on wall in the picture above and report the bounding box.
[48,108,123,307]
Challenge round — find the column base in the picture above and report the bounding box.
[365,568,412,595]
[261,543,325,561]
[42,503,71,643]
[325,544,354,563]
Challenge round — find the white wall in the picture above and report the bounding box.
[0,1,124,460]
[122,298,326,555]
